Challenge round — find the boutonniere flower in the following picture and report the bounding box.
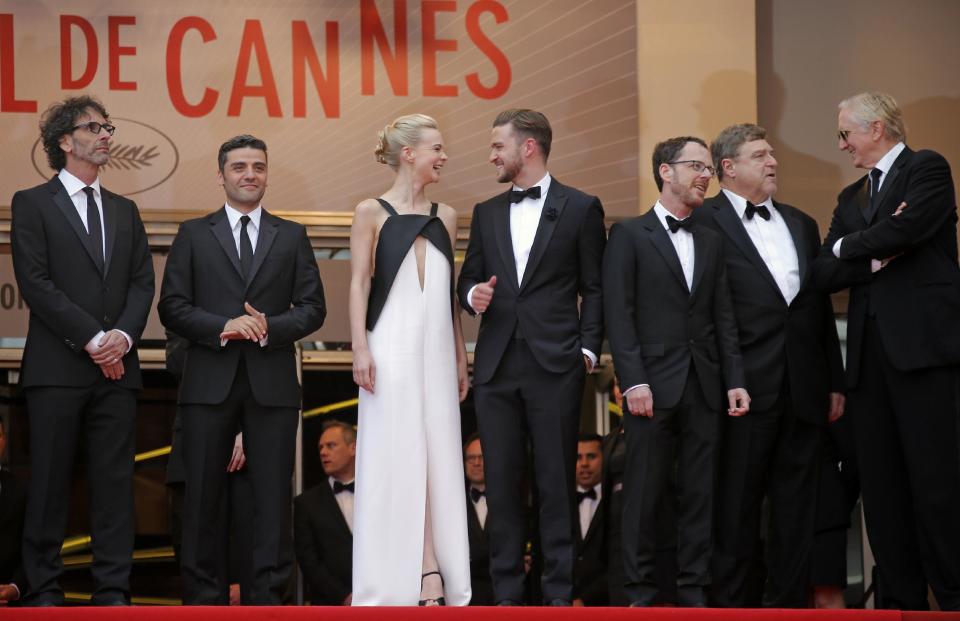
[545,206,558,221]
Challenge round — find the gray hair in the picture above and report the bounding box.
[711,123,767,182]
[839,92,906,142]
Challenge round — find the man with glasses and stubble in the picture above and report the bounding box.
[603,136,749,607]
[10,96,154,606]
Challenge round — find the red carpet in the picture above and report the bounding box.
[2,608,959,620]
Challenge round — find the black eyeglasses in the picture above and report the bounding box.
[72,121,116,136]
[837,129,852,142]
[669,160,716,177]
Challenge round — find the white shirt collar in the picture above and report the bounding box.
[873,141,906,176]
[653,201,691,232]
[58,168,101,198]
[224,203,263,230]
[512,172,552,196]
[721,188,775,219]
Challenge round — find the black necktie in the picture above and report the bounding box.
[333,480,354,494]
[509,186,542,203]
[745,201,771,221]
[665,215,692,234]
[239,215,253,279]
[82,186,104,268]
[470,487,485,503]
[576,488,597,504]
[869,168,883,208]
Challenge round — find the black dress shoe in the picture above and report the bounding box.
[545,598,572,606]
[497,599,522,606]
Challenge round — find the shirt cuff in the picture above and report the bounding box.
[85,330,106,354]
[832,237,844,258]
[623,383,649,396]
[870,258,883,273]
[582,349,597,372]
[466,284,480,314]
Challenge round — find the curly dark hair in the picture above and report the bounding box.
[39,95,109,171]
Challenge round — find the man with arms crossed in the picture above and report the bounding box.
[812,92,960,610]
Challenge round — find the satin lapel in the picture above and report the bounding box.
[644,211,688,293]
[690,225,708,295]
[49,178,103,275]
[209,209,244,279]
[492,195,520,292]
[712,198,780,295]
[520,183,567,291]
[246,211,278,288]
[855,177,872,225]
[321,483,352,539]
[873,148,909,218]
[778,202,808,285]
[102,192,118,279]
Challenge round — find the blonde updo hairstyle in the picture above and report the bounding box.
[375,114,439,170]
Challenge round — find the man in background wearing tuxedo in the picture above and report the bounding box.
[463,434,493,605]
[294,421,356,605]
[573,433,607,606]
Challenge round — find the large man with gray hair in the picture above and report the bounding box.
[812,92,960,610]
[693,123,845,607]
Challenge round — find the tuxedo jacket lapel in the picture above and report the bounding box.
[778,202,808,285]
[643,210,688,293]
[521,182,568,291]
[102,192,118,278]
[50,178,104,276]
[492,195,520,292]
[209,208,244,279]
[320,483,353,540]
[246,211,278,288]
[872,148,909,220]
[690,225,708,295]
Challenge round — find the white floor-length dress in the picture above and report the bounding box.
[352,205,471,606]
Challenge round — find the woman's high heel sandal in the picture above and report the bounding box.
[419,571,445,606]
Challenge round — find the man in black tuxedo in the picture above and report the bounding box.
[603,136,749,607]
[573,433,606,607]
[457,109,606,605]
[812,92,960,611]
[693,124,846,607]
[293,421,355,605]
[158,135,326,605]
[463,434,493,605]
[0,418,26,605]
[11,96,155,606]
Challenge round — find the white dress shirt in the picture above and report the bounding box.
[577,483,602,539]
[58,169,131,354]
[722,189,800,304]
[224,203,262,255]
[832,141,906,270]
[329,476,354,533]
[470,486,488,530]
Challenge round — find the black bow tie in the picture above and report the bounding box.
[333,480,354,494]
[576,488,597,504]
[509,186,542,203]
[745,201,771,221]
[470,487,485,503]
[665,215,692,234]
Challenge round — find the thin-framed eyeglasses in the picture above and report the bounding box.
[72,121,116,136]
[669,160,716,177]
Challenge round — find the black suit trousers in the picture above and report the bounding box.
[180,362,298,605]
[622,367,716,607]
[21,381,136,605]
[852,318,960,611]
[474,339,583,604]
[712,392,820,608]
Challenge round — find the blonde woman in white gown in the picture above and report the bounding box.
[349,114,471,606]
